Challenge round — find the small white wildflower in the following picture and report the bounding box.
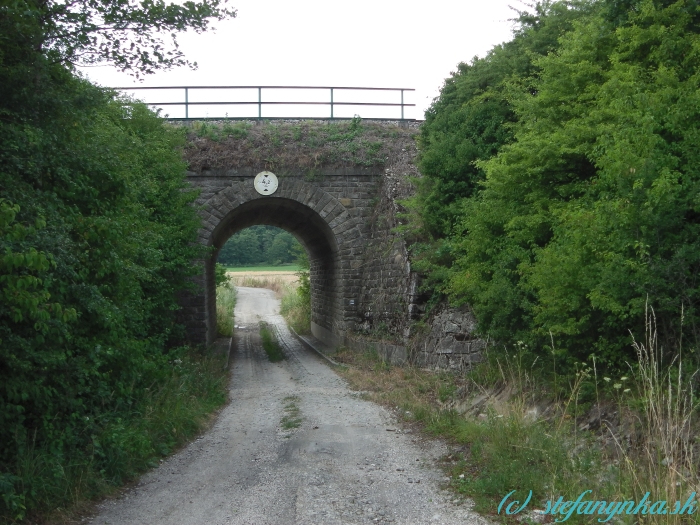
[624,388,631,393]
[603,377,611,382]
[621,376,628,381]
[614,383,622,389]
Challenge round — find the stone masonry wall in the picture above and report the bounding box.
[344,137,487,371]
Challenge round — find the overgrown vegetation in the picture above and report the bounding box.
[216,270,237,337]
[184,116,417,173]
[335,316,699,523]
[280,248,311,335]
[259,322,285,362]
[7,350,228,523]
[408,0,700,372]
[0,0,235,520]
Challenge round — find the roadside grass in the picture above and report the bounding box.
[11,349,229,525]
[332,349,598,519]
[225,264,301,273]
[259,322,285,362]
[333,321,700,524]
[216,282,237,336]
[280,281,311,335]
[280,396,303,431]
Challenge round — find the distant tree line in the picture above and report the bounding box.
[218,226,301,267]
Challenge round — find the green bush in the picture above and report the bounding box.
[0,57,204,524]
[413,0,700,370]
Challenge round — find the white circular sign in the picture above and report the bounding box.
[254,171,278,195]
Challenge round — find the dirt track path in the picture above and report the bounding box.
[90,287,485,525]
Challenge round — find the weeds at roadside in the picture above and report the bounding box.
[260,322,285,362]
[6,349,229,524]
[613,307,699,524]
[280,271,310,334]
[216,283,237,336]
[334,316,700,524]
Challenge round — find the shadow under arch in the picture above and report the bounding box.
[204,197,341,345]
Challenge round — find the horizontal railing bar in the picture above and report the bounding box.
[114,85,415,91]
[165,116,419,121]
[143,101,416,107]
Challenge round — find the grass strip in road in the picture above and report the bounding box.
[259,322,285,362]
[280,395,303,430]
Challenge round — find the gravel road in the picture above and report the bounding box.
[90,287,487,525]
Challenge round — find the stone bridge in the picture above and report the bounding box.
[176,120,485,371]
[181,165,386,348]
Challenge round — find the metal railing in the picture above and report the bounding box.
[113,85,416,120]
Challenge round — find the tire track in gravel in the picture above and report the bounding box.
[89,287,488,525]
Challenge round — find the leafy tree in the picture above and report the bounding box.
[0,0,237,517]
[217,226,301,267]
[416,1,594,239]
[447,0,700,367]
[408,1,593,305]
[4,0,236,77]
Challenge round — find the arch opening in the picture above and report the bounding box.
[204,198,341,344]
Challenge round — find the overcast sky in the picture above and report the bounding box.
[81,0,520,120]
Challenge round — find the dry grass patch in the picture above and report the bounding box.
[228,272,299,296]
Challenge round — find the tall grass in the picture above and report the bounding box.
[227,271,311,334]
[216,283,237,336]
[615,308,699,524]
[280,282,311,335]
[335,315,700,524]
[5,350,229,524]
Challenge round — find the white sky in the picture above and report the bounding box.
[80,0,519,120]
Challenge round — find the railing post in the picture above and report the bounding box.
[330,87,334,119]
[185,87,189,119]
[258,87,262,119]
[401,89,404,121]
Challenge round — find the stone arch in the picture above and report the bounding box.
[189,178,364,346]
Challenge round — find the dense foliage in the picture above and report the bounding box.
[0,0,235,519]
[415,0,700,369]
[217,226,302,267]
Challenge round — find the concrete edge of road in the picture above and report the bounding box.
[224,334,233,369]
[288,327,342,368]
